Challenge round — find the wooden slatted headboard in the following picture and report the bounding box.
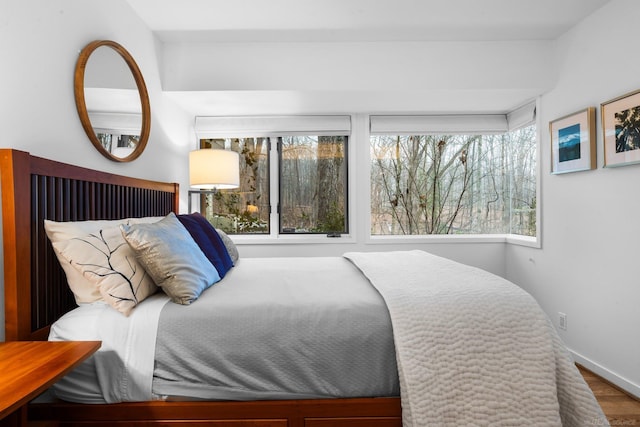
[0,149,179,341]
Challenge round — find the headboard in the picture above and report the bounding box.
[0,149,179,341]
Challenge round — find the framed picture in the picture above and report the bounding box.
[602,89,640,167]
[550,107,596,174]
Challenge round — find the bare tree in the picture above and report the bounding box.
[372,135,474,234]
[371,126,536,236]
[315,136,346,232]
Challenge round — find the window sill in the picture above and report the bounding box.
[230,233,539,247]
[367,234,506,244]
[231,234,357,245]
[505,234,540,248]
[367,233,540,247]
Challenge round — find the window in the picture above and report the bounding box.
[369,108,537,237]
[505,125,537,236]
[197,138,270,234]
[191,112,535,240]
[279,135,348,234]
[96,132,139,157]
[193,116,351,237]
[89,112,142,158]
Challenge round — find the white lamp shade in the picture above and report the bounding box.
[189,149,240,189]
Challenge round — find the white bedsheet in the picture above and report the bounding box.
[344,250,607,427]
[49,293,169,403]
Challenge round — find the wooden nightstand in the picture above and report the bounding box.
[0,341,101,427]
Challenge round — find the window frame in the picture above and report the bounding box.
[277,135,350,236]
[191,108,540,249]
[194,115,356,244]
[364,104,540,248]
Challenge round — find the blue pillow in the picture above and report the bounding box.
[177,213,234,278]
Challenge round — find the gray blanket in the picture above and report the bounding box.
[152,256,399,400]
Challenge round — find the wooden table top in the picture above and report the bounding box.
[0,341,101,420]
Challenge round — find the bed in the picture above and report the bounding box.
[0,148,607,426]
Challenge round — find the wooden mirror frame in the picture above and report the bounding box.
[74,40,151,162]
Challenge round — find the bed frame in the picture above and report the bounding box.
[0,149,401,426]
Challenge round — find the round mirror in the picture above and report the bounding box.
[74,40,150,162]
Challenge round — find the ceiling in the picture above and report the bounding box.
[124,0,612,116]
[127,0,610,43]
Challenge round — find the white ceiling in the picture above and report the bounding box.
[127,0,611,43]
[124,0,612,116]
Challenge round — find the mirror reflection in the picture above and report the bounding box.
[85,46,141,158]
[74,40,150,162]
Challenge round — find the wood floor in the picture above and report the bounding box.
[579,365,640,426]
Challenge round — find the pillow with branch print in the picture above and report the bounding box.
[44,216,163,304]
[52,226,158,316]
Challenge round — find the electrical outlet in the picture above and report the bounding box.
[558,312,567,331]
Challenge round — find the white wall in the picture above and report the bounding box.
[0,1,191,181]
[506,0,640,397]
[0,0,192,341]
[0,1,524,343]
[158,25,553,279]
[0,0,509,342]
[161,40,554,115]
[3,2,634,401]
[158,32,553,275]
[163,40,553,92]
[0,1,510,343]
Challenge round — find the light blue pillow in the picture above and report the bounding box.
[120,213,220,305]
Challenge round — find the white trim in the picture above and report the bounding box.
[507,100,537,131]
[346,114,361,243]
[354,113,372,245]
[367,234,507,244]
[195,115,351,138]
[230,233,356,245]
[370,114,508,135]
[232,233,540,247]
[570,348,640,399]
[268,138,279,237]
[532,97,542,247]
[89,112,142,134]
[505,234,539,248]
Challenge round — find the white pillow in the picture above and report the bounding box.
[52,226,158,316]
[45,217,163,304]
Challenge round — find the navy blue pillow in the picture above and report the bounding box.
[177,213,234,278]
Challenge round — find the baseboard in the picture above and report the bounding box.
[570,348,640,399]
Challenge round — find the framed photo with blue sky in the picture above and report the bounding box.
[602,89,640,167]
[550,107,596,174]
